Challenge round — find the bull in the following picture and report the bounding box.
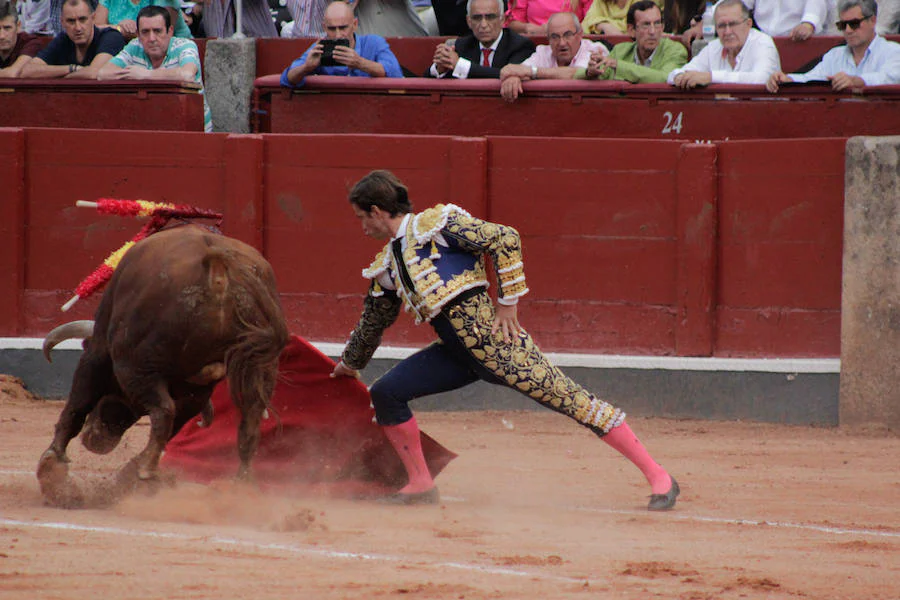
[38,225,290,507]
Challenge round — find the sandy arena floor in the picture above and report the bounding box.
[1,380,899,600]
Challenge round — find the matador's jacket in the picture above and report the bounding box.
[341,204,625,435]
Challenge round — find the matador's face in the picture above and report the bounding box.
[352,204,394,240]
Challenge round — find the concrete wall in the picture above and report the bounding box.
[840,137,900,433]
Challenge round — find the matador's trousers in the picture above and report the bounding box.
[369,289,626,435]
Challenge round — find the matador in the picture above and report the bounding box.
[332,170,680,509]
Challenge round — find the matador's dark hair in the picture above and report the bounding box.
[348,170,414,217]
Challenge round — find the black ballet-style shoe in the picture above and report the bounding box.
[648,477,680,511]
[377,487,440,505]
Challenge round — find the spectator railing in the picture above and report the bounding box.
[253,75,900,139]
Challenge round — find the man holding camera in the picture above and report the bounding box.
[281,0,402,88]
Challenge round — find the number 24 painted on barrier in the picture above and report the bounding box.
[662,111,684,134]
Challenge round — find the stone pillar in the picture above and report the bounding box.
[840,136,900,433]
[204,38,256,134]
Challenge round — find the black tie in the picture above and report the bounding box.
[391,238,416,293]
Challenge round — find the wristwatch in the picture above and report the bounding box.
[531,65,538,79]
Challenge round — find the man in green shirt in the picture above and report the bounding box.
[576,0,687,83]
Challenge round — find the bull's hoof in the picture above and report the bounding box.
[36,449,84,509]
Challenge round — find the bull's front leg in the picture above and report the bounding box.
[37,350,113,507]
[42,350,114,463]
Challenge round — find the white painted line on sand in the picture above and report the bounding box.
[2,338,840,373]
[0,518,588,585]
[574,507,900,539]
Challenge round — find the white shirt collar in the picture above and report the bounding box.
[392,213,412,241]
[481,29,504,51]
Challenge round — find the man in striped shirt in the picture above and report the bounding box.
[98,4,211,132]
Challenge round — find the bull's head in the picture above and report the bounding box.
[43,320,95,363]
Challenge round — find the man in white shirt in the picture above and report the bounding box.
[875,0,900,34]
[498,11,608,102]
[668,0,780,88]
[767,0,900,92]
[743,0,830,40]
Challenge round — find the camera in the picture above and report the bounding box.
[319,38,350,67]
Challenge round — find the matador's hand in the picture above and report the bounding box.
[331,361,360,379]
[492,303,522,343]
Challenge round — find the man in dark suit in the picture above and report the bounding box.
[426,0,534,78]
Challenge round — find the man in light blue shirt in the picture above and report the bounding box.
[767,0,900,92]
[281,0,403,88]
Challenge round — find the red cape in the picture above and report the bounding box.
[161,336,456,497]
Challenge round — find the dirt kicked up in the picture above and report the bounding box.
[1,381,899,600]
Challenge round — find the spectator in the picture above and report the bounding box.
[203,0,279,37]
[285,0,329,36]
[662,0,704,35]
[0,1,45,76]
[21,0,124,78]
[98,5,211,131]
[767,0,900,92]
[18,0,54,34]
[667,0,779,87]
[505,0,593,36]
[356,0,429,37]
[685,0,833,41]
[582,0,662,35]
[431,0,471,34]
[499,11,605,100]
[578,0,687,82]
[46,0,102,36]
[742,0,831,39]
[426,0,534,78]
[95,0,192,38]
[876,0,900,34]
[281,0,402,87]
[180,0,204,37]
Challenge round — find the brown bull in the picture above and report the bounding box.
[38,225,289,507]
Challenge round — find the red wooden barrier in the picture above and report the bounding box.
[3,127,845,358]
[0,128,26,335]
[0,80,205,131]
[715,138,845,357]
[255,75,900,140]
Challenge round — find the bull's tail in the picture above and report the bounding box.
[205,249,289,427]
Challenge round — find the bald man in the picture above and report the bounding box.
[281,0,402,88]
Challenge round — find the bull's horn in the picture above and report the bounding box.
[43,320,95,363]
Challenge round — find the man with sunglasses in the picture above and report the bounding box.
[667,0,780,88]
[767,0,900,92]
[578,0,687,83]
[498,11,606,101]
[426,0,534,78]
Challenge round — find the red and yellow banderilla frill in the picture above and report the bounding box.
[61,198,223,312]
